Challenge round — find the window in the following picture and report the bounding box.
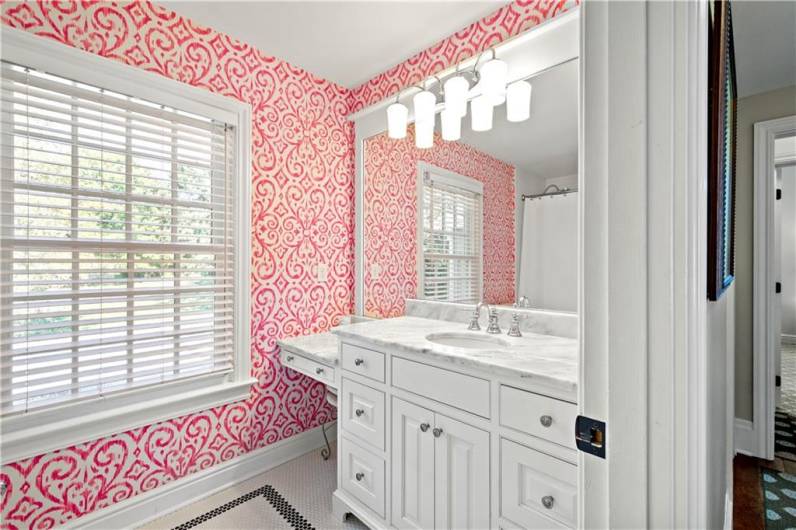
[417,163,483,304]
[0,30,251,462]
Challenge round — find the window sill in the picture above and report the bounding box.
[1,374,256,464]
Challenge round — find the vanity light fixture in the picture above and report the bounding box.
[415,119,434,148]
[471,93,493,132]
[413,88,437,127]
[441,108,461,141]
[443,74,469,118]
[506,80,532,122]
[387,100,408,139]
[478,54,508,105]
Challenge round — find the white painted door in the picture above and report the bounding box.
[392,398,435,530]
[433,412,490,530]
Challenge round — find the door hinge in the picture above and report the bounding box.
[777,375,782,387]
[777,188,783,200]
[777,282,782,294]
[575,415,606,459]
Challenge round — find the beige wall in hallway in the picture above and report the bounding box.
[735,85,796,421]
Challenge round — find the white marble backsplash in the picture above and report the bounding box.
[405,299,578,339]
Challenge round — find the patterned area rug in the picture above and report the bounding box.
[762,469,796,528]
[775,410,796,462]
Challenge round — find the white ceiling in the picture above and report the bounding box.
[160,1,499,89]
[732,1,796,98]
[456,59,578,179]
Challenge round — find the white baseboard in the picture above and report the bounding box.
[734,417,757,457]
[782,334,796,345]
[723,491,732,530]
[62,423,337,530]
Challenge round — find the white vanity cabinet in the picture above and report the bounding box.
[333,339,578,530]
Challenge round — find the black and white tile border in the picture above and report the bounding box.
[171,485,316,530]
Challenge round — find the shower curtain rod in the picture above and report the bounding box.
[522,184,579,200]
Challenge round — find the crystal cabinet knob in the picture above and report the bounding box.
[540,415,553,428]
[285,355,294,362]
[354,358,364,366]
[315,367,324,375]
[420,423,430,432]
[433,428,444,438]
[355,472,364,482]
[541,495,555,509]
[355,408,365,417]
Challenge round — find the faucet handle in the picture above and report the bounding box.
[508,311,523,337]
[486,307,502,334]
[467,305,481,331]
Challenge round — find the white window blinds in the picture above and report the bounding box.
[0,62,237,415]
[420,170,483,304]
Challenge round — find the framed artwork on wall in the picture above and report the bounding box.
[707,0,737,301]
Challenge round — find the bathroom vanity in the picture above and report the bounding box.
[328,316,578,530]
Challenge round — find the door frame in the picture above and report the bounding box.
[752,115,796,459]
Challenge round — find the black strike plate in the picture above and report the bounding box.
[575,415,606,459]
[777,375,782,387]
[777,188,782,201]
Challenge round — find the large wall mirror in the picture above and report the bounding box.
[353,13,580,319]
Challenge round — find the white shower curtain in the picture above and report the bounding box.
[518,193,578,312]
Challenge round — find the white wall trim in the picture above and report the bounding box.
[61,424,337,530]
[723,491,733,530]
[0,26,254,464]
[734,417,756,456]
[753,115,796,459]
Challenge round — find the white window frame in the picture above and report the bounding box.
[416,162,484,304]
[0,28,254,463]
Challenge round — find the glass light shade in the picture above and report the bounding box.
[470,94,493,132]
[479,58,508,105]
[415,121,434,149]
[443,75,469,118]
[441,108,461,141]
[387,102,408,138]
[506,81,532,122]
[413,90,437,125]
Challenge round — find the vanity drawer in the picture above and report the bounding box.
[500,438,576,528]
[341,343,385,383]
[500,386,576,449]
[281,349,335,386]
[341,378,385,451]
[342,436,386,518]
[391,357,490,418]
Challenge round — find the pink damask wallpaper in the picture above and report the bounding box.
[0,2,350,528]
[364,128,516,318]
[349,0,579,112]
[0,0,575,527]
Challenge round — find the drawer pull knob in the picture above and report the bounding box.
[354,358,365,366]
[420,422,430,432]
[540,415,553,428]
[285,355,294,362]
[315,367,324,375]
[355,408,365,417]
[433,427,443,438]
[541,495,555,509]
[355,472,364,482]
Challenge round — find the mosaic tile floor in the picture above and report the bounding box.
[139,441,367,530]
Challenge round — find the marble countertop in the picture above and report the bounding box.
[332,316,578,396]
[276,332,339,367]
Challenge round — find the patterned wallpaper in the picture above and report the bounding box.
[0,2,349,527]
[0,0,575,527]
[349,0,579,112]
[364,128,516,318]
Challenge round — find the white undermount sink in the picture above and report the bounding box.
[425,332,509,350]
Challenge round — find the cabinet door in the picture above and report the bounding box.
[433,413,490,530]
[392,398,435,530]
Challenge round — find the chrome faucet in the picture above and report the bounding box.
[486,308,502,334]
[517,295,531,309]
[468,302,488,331]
